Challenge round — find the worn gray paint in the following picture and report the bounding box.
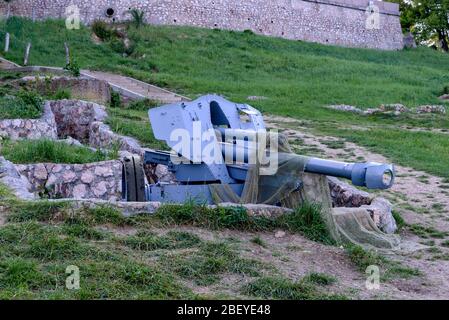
[1,0,403,50]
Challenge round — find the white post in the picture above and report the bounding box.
[24,42,31,66]
[64,42,70,65]
[4,33,10,52]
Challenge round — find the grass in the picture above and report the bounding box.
[242,276,346,300]
[407,223,448,239]
[106,107,168,150]
[0,90,43,119]
[156,202,335,245]
[303,272,337,286]
[0,201,280,299]
[346,245,422,281]
[160,241,264,286]
[0,221,193,299]
[0,139,117,164]
[0,183,13,199]
[1,18,449,178]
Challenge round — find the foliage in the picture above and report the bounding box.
[128,9,145,29]
[109,91,121,108]
[1,139,116,164]
[91,20,113,41]
[0,90,43,119]
[64,59,80,77]
[393,0,449,51]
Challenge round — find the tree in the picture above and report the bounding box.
[393,0,449,51]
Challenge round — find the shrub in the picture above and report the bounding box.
[110,37,136,56]
[125,98,160,111]
[442,84,449,95]
[92,20,113,40]
[64,60,80,77]
[110,91,121,108]
[51,89,71,100]
[128,9,145,29]
[0,90,43,119]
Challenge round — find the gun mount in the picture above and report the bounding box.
[122,95,395,203]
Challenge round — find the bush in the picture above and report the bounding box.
[0,90,43,119]
[128,9,145,29]
[110,37,136,56]
[125,98,160,111]
[92,20,113,40]
[64,60,81,77]
[51,89,71,100]
[110,91,121,108]
[442,84,449,95]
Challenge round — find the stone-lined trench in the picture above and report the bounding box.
[0,76,396,233]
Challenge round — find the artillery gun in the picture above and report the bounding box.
[122,95,395,203]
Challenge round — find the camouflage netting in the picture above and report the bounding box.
[210,133,400,250]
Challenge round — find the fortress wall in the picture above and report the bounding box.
[0,0,403,50]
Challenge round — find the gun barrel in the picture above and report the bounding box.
[218,142,395,190]
[305,158,395,190]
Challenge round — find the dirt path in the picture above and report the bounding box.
[265,115,449,299]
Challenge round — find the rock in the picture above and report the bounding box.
[34,164,48,180]
[92,181,108,197]
[403,32,417,49]
[0,157,36,200]
[415,105,446,114]
[362,197,397,234]
[327,105,363,113]
[94,166,113,177]
[80,170,95,184]
[247,96,268,101]
[363,108,382,115]
[62,170,77,183]
[439,94,449,101]
[73,184,87,199]
[155,164,176,183]
[328,177,372,207]
[275,231,286,238]
[379,104,408,113]
[61,136,83,147]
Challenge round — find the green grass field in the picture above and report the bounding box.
[1,17,449,178]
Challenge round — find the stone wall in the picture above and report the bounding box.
[16,161,123,200]
[17,76,111,105]
[1,0,403,50]
[0,103,57,140]
[89,121,143,155]
[48,99,108,142]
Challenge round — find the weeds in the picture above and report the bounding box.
[242,276,346,300]
[346,245,422,280]
[1,139,116,164]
